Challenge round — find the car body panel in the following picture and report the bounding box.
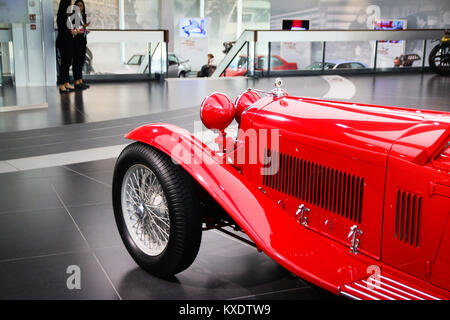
[307,60,369,70]
[117,53,190,77]
[249,96,445,166]
[237,96,449,261]
[168,53,191,77]
[224,55,298,77]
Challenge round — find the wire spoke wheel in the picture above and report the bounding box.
[113,143,202,277]
[121,164,170,256]
[430,44,450,75]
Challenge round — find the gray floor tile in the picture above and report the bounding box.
[0,251,119,300]
[50,173,112,207]
[0,176,62,214]
[0,208,89,261]
[69,203,122,250]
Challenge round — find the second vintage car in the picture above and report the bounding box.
[112,79,450,300]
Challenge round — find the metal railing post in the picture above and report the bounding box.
[0,48,3,87]
[246,41,250,77]
[373,40,378,73]
[267,41,271,77]
[165,41,169,79]
[254,32,257,78]
[160,42,164,80]
[321,41,326,72]
[148,42,151,78]
[422,39,427,71]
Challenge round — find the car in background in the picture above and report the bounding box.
[126,53,191,77]
[108,54,145,74]
[306,60,368,70]
[167,53,191,78]
[224,55,298,77]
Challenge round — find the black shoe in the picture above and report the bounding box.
[75,84,87,90]
[81,83,90,89]
[59,87,71,93]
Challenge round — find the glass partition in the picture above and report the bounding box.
[265,41,325,73]
[325,41,375,70]
[205,0,270,62]
[80,31,167,80]
[222,43,249,77]
[375,39,425,70]
[87,42,148,75]
[0,19,48,109]
[212,29,446,77]
[52,0,163,80]
[0,28,8,86]
[0,40,12,87]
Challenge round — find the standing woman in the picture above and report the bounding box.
[73,0,90,90]
[56,0,77,93]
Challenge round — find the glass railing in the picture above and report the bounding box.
[213,29,446,78]
[55,29,169,81]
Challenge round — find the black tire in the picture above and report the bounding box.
[179,71,186,78]
[429,44,450,76]
[112,142,202,277]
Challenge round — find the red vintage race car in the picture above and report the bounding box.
[112,79,450,300]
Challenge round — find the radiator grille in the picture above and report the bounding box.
[262,149,364,222]
[395,190,422,247]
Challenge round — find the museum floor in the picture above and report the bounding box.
[0,73,448,299]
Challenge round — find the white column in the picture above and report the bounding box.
[42,0,57,86]
[200,0,205,18]
[160,0,174,52]
[119,0,125,64]
[237,0,243,38]
[11,24,27,86]
[11,0,47,87]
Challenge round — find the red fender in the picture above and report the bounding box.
[125,123,450,299]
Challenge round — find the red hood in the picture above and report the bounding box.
[246,96,450,166]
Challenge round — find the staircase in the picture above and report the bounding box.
[211,31,255,78]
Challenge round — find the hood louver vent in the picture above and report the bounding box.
[395,190,422,247]
[263,149,364,222]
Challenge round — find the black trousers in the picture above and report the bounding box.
[199,65,210,77]
[57,36,74,85]
[73,35,87,81]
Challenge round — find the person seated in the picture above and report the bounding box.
[198,53,216,77]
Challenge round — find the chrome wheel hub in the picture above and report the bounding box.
[121,164,170,256]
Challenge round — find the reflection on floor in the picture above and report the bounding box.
[0,85,48,110]
[0,159,338,300]
[0,73,448,300]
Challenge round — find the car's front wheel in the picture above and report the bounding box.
[112,142,202,277]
